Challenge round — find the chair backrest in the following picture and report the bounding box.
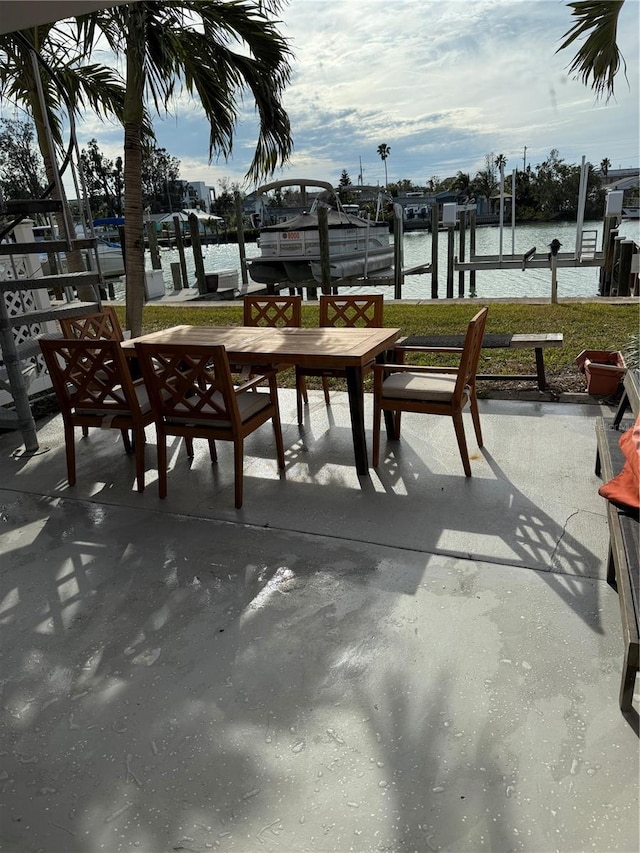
[243,295,302,328]
[319,294,384,328]
[39,338,142,418]
[59,306,124,342]
[454,307,489,398]
[135,342,242,430]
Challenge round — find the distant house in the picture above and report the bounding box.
[175,180,216,211]
[599,168,639,186]
[154,209,223,235]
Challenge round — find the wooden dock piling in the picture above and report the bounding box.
[172,216,189,289]
[431,205,439,298]
[188,213,205,293]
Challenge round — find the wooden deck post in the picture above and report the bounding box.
[458,210,466,298]
[431,205,439,298]
[599,219,618,296]
[234,191,249,287]
[469,211,477,297]
[617,239,634,297]
[188,213,206,294]
[173,215,189,289]
[446,225,455,299]
[146,221,161,270]
[393,203,403,299]
[318,206,332,295]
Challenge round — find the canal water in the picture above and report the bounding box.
[131,218,639,301]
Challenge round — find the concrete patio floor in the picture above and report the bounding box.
[0,389,638,853]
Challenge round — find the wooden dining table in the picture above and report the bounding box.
[122,324,401,474]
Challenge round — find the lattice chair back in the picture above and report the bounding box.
[295,293,384,423]
[59,306,124,342]
[137,344,247,427]
[134,342,285,507]
[243,295,302,328]
[39,337,152,491]
[319,294,384,328]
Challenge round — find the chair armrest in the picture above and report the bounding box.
[235,372,277,393]
[373,363,460,376]
[393,345,463,365]
[394,345,464,354]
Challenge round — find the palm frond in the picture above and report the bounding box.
[557,0,626,100]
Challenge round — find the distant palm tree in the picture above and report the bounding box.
[79,0,293,335]
[472,168,498,214]
[558,0,626,100]
[452,171,472,198]
[600,157,611,178]
[494,153,508,172]
[377,143,391,187]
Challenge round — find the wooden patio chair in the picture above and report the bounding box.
[243,294,302,328]
[135,342,285,508]
[243,293,308,417]
[372,306,489,476]
[39,338,153,492]
[59,306,124,342]
[296,293,384,424]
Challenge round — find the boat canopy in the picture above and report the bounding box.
[256,178,335,195]
[93,217,125,226]
[261,210,376,231]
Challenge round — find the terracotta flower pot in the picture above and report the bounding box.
[574,350,627,396]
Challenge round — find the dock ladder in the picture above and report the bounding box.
[580,230,598,261]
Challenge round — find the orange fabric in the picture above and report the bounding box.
[598,415,640,511]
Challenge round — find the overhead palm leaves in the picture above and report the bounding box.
[558,0,626,100]
[0,24,128,153]
[76,0,293,336]
[78,0,293,182]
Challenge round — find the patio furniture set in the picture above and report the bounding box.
[40,296,489,508]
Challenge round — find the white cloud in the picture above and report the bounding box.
[45,0,640,193]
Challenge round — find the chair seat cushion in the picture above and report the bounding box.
[167,389,271,427]
[75,379,151,416]
[383,372,459,402]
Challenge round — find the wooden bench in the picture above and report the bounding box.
[595,405,639,714]
[398,332,563,391]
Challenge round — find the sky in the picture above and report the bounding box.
[22,0,640,192]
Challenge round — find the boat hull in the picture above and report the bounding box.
[309,248,393,282]
[247,259,313,285]
[248,207,392,286]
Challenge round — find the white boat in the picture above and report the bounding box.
[622,207,639,219]
[247,179,393,285]
[34,225,125,278]
[85,237,125,278]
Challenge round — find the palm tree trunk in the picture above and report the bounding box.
[122,7,146,337]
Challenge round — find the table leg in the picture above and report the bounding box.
[534,347,547,390]
[612,390,630,429]
[345,365,368,475]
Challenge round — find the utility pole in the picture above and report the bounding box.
[358,156,363,186]
[523,146,527,172]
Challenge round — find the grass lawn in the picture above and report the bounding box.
[119,301,638,393]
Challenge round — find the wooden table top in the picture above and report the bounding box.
[124,325,402,370]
